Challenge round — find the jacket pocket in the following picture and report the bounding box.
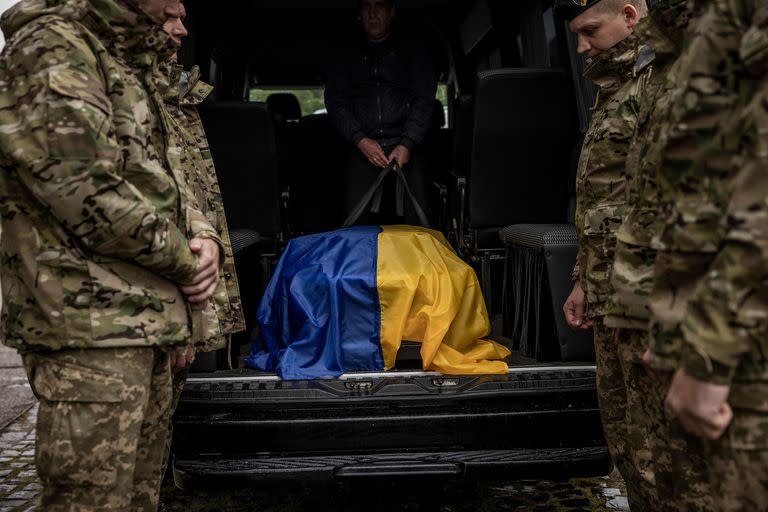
[580,204,624,305]
[582,204,624,258]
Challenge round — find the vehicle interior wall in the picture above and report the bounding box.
[180,0,597,372]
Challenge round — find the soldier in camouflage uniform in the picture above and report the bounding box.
[155,9,247,471]
[0,0,223,509]
[647,0,768,508]
[555,0,657,508]
[159,8,245,358]
[604,1,715,510]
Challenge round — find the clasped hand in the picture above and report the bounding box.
[357,138,411,168]
[182,238,220,311]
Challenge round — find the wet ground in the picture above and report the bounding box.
[159,472,629,512]
[0,345,629,511]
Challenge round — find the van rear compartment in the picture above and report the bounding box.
[171,365,609,487]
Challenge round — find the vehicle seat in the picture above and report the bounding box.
[455,68,576,251]
[498,120,592,362]
[266,93,302,124]
[451,69,577,316]
[197,102,282,243]
[499,224,594,361]
[291,114,346,233]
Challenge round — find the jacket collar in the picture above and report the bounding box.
[583,26,645,92]
[158,62,213,106]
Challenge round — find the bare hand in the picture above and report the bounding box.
[170,345,195,374]
[182,238,220,308]
[563,280,593,330]
[357,137,388,168]
[642,349,659,382]
[388,144,411,168]
[666,368,733,440]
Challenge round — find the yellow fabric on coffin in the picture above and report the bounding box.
[376,226,510,375]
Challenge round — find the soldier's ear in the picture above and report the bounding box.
[623,4,639,28]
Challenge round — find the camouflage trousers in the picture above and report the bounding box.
[22,347,174,512]
[161,368,189,480]
[615,329,719,512]
[703,408,768,511]
[593,319,661,510]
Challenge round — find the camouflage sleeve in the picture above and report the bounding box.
[678,8,768,385]
[572,260,581,283]
[573,154,585,284]
[1,26,199,285]
[679,123,768,385]
[185,204,225,266]
[186,206,222,243]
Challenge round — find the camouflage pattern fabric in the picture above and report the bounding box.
[23,347,174,511]
[0,0,228,351]
[595,322,683,510]
[157,63,246,353]
[706,412,768,511]
[572,20,668,510]
[605,0,696,339]
[592,320,652,509]
[603,5,716,506]
[572,29,646,319]
[0,0,222,353]
[649,0,768,390]
[617,329,714,512]
[646,0,768,506]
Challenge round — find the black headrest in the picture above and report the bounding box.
[432,99,446,130]
[266,93,302,122]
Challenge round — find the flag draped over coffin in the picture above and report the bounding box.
[246,226,510,380]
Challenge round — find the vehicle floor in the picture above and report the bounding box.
[189,341,592,379]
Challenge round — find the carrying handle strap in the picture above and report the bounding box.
[342,161,430,228]
[394,164,430,228]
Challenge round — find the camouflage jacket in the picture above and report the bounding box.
[649,0,768,396]
[158,63,246,352]
[572,29,645,318]
[0,0,220,353]
[605,1,695,332]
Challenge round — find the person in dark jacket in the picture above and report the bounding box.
[325,0,437,225]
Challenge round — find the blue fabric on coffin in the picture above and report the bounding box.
[246,227,384,379]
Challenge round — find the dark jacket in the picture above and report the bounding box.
[325,34,437,150]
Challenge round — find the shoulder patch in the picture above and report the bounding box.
[634,45,656,75]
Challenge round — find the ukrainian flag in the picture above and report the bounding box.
[247,226,510,380]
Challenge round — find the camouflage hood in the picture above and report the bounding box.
[645,0,696,55]
[0,0,177,67]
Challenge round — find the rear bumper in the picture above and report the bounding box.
[173,446,611,488]
[171,365,608,487]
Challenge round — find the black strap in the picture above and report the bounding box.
[342,161,430,228]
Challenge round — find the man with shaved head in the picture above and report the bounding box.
[553,0,667,509]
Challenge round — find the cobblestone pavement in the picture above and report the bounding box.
[0,406,39,512]
[0,401,629,512]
